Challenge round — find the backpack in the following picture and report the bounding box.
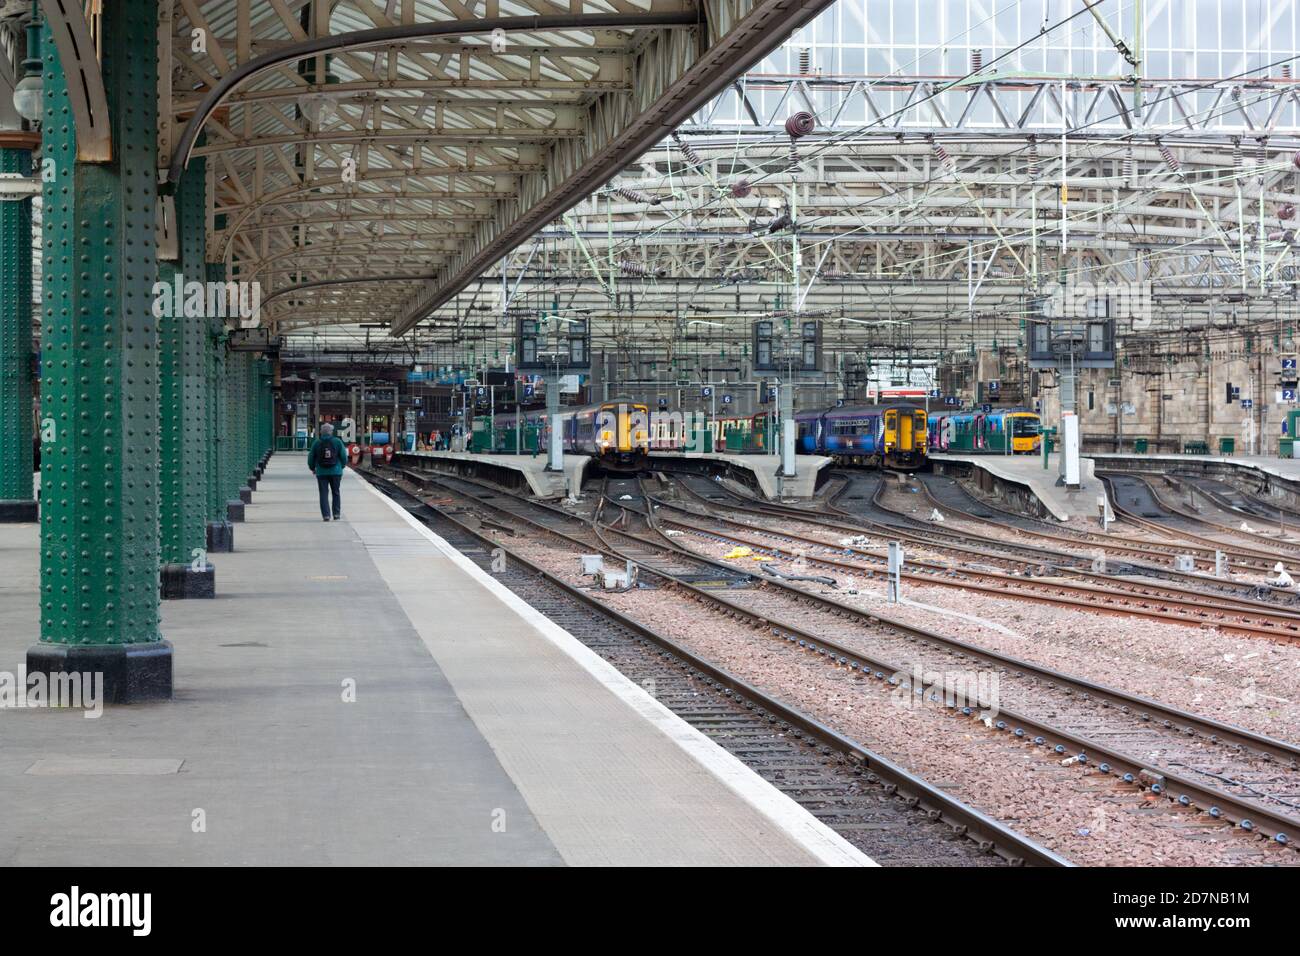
[319,438,337,467]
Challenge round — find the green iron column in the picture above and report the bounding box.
[207,262,243,524]
[0,130,39,522]
[252,357,271,480]
[205,279,233,550]
[158,151,214,598]
[244,351,258,491]
[231,349,252,506]
[248,353,261,476]
[29,0,171,701]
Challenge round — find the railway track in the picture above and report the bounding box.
[1099,473,1299,572]
[771,467,1300,605]
[644,483,1300,642]
[377,463,1300,858]
[666,472,1300,634]
[360,467,1064,867]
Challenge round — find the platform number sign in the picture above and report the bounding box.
[835,398,845,408]
[987,380,1000,392]
[1242,398,1254,410]
[1284,357,1297,371]
[701,386,713,399]
[981,403,993,413]
[1284,389,1297,403]
[475,386,486,397]
[929,388,941,399]
[945,396,959,406]
[658,397,669,410]
[721,394,733,405]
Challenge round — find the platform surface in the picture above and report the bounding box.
[0,455,866,866]
[931,452,1105,521]
[1093,452,1300,483]
[649,452,832,499]
[402,450,589,498]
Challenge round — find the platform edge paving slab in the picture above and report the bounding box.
[930,452,1105,521]
[0,456,562,867]
[348,469,873,867]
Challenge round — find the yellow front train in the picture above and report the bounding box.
[881,405,929,468]
[570,400,649,469]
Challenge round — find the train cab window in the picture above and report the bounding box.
[1013,417,1040,436]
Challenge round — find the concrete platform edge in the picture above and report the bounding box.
[350,471,874,868]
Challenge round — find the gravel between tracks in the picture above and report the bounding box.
[491,529,1291,866]
[676,531,1300,745]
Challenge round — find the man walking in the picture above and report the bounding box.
[308,422,347,521]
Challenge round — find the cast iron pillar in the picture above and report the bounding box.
[29,1,172,701]
[158,154,214,597]
[0,130,39,522]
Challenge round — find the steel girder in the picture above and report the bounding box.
[687,74,1300,143]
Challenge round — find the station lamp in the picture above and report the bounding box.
[12,5,43,124]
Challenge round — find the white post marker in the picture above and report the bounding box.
[1215,550,1228,578]
[887,541,903,603]
[1058,412,1081,488]
[779,382,797,478]
[546,377,563,472]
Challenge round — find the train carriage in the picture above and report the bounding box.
[795,403,928,469]
[927,409,1041,454]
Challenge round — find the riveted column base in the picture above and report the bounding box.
[0,499,38,522]
[226,499,245,522]
[160,563,216,600]
[206,520,234,553]
[238,486,252,504]
[27,640,173,704]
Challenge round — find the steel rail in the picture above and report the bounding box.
[644,495,1300,642]
[661,474,1300,630]
[362,467,1068,867]
[384,463,1300,847]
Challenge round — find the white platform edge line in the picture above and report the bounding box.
[349,470,875,868]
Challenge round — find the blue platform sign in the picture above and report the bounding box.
[980,403,993,413]
[929,388,941,398]
[475,386,486,397]
[1284,358,1297,371]
[721,394,733,405]
[1242,398,1254,409]
[766,386,778,401]
[944,396,959,406]
[701,386,713,399]
[835,398,845,407]
[658,397,669,409]
[1285,389,1297,402]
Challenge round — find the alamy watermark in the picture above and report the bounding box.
[1042,281,1153,328]
[0,667,103,718]
[151,273,262,328]
[889,663,999,719]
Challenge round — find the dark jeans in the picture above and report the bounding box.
[317,474,341,518]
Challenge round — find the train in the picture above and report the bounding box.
[793,403,930,469]
[465,398,1041,471]
[927,409,1042,454]
[475,400,650,470]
